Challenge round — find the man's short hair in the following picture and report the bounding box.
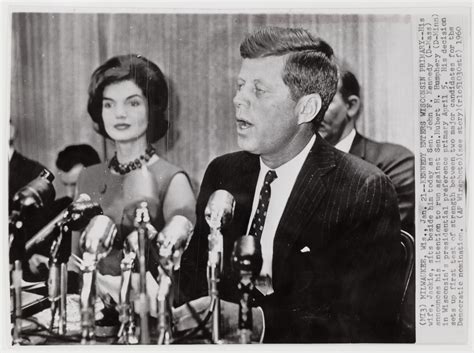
[240,27,338,128]
[339,69,360,102]
[56,144,101,172]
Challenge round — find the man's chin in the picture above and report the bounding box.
[237,138,256,154]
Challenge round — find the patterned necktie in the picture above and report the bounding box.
[249,170,278,239]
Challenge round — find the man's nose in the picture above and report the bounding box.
[233,89,250,109]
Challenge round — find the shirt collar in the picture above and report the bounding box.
[334,128,356,153]
[259,134,316,179]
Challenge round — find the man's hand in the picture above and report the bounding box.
[173,296,264,343]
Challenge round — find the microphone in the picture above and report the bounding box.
[80,215,117,262]
[25,194,102,253]
[205,190,236,231]
[79,215,116,343]
[231,235,263,344]
[156,215,193,270]
[205,190,235,344]
[11,169,55,213]
[121,199,160,237]
[231,235,263,279]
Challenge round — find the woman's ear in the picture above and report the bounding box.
[296,93,322,125]
[346,95,361,119]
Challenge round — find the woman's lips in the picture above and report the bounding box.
[114,123,131,130]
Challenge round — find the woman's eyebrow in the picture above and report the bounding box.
[102,94,143,101]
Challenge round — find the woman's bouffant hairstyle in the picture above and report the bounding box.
[87,54,169,143]
[240,27,338,129]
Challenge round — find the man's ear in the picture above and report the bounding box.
[346,95,361,119]
[296,94,322,125]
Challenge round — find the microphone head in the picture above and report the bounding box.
[156,215,193,255]
[75,193,91,203]
[231,235,263,277]
[80,215,117,260]
[204,190,235,230]
[66,194,103,230]
[12,168,56,211]
[121,198,161,236]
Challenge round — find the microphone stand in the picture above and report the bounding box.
[80,253,97,344]
[117,251,138,344]
[135,202,151,344]
[156,265,172,345]
[47,223,71,334]
[236,273,254,344]
[9,214,25,345]
[207,226,223,344]
[231,235,263,344]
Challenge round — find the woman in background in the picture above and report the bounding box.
[73,54,195,279]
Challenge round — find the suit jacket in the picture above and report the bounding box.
[349,133,415,236]
[9,150,46,210]
[178,134,404,343]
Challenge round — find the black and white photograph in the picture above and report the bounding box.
[2,2,470,349]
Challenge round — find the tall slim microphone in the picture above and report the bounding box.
[154,215,193,345]
[79,215,117,344]
[204,190,235,344]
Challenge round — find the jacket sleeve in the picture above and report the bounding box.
[335,172,404,342]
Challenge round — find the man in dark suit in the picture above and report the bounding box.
[177,27,404,343]
[8,122,46,212]
[318,69,415,236]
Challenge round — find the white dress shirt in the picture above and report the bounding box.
[334,128,356,153]
[246,134,316,295]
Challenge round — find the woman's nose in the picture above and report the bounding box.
[115,103,127,118]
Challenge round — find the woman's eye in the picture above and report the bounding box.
[130,100,141,107]
[102,101,112,109]
[236,82,244,91]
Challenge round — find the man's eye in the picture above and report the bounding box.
[236,82,244,90]
[255,87,266,96]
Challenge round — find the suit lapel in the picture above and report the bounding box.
[348,132,367,160]
[272,135,337,282]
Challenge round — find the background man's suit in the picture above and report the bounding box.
[349,132,415,236]
[348,132,416,342]
[178,135,404,343]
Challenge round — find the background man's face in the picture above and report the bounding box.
[59,163,84,199]
[318,82,350,145]
[233,56,299,159]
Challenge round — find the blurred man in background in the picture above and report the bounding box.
[55,144,101,201]
[26,144,101,280]
[319,69,415,236]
